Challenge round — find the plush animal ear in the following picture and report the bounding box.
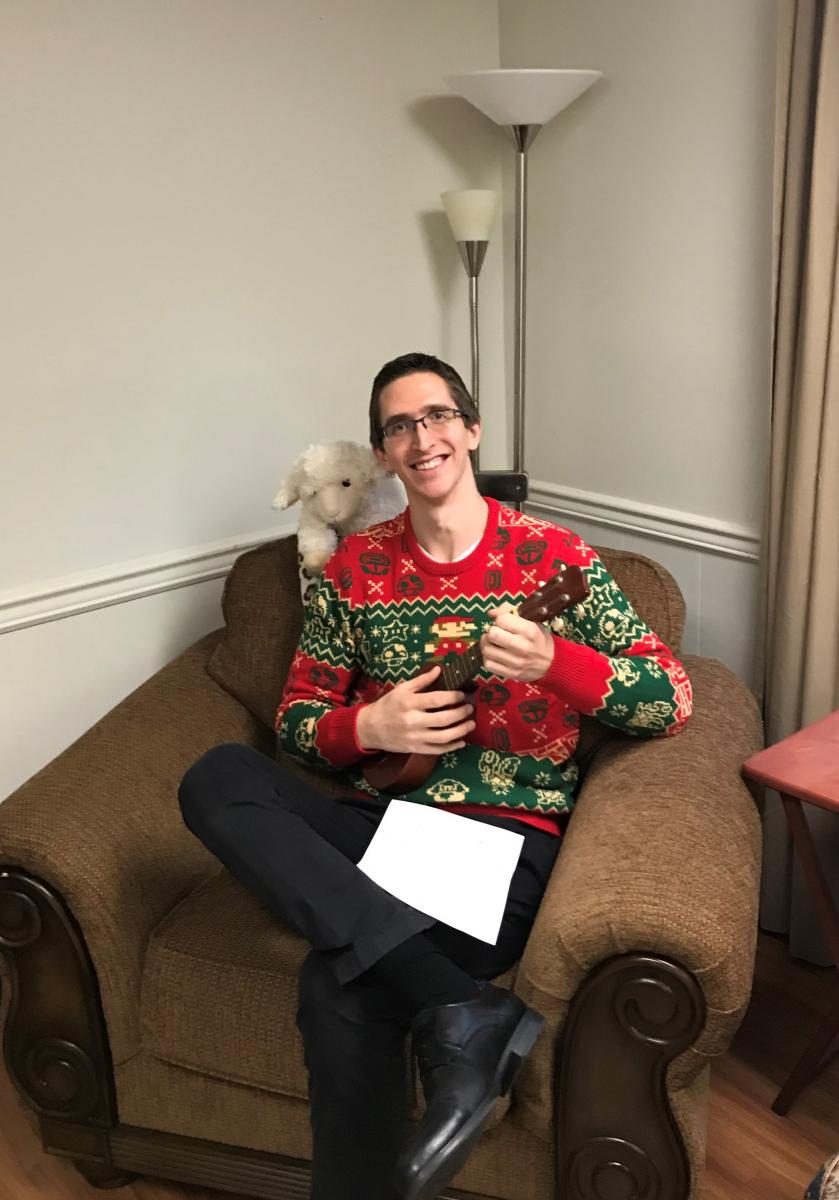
[272,459,304,509]
[272,481,297,509]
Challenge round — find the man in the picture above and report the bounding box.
[179,351,692,1200]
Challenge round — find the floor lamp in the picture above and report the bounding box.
[444,69,602,501]
[441,188,500,473]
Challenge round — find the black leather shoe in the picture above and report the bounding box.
[395,983,544,1200]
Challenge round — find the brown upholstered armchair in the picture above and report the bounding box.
[0,534,762,1200]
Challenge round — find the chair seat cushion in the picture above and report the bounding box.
[142,869,312,1100]
[141,868,518,1128]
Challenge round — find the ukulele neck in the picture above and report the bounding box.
[426,565,585,692]
[438,641,484,690]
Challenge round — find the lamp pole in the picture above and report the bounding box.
[457,239,488,467]
[511,124,539,475]
[443,70,603,494]
[442,190,499,473]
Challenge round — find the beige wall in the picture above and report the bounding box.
[2,0,505,591]
[499,0,775,528]
[499,0,776,684]
[0,0,503,800]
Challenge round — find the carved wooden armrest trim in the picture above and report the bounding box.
[0,868,117,1129]
[555,953,705,1200]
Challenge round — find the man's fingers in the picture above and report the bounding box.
[417,739,468,754]
[415,688,466,711]
[425,717,475,745]
[491,608,532,635]
[482,649,519,675]
[407,665,441,690]
[423,705,475,730]
[483,624,521,651]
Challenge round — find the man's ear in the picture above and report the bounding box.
[366,451,389,480]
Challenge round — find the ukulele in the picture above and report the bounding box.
[361,565,589,795]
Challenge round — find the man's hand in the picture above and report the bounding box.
[356,666,476,754]
[480,603,554,683]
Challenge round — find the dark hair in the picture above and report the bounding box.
[368,352,480,450]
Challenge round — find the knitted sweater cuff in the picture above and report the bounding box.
[317,704,377,766]
[543,637,610,713]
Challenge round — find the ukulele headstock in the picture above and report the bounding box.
[518,564,588,623]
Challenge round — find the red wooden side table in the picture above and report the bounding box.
[743,707,839,1114]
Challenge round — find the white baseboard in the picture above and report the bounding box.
[0,524,294,635]
[526,480,761,562]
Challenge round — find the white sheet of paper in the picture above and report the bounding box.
[357,800,525,946]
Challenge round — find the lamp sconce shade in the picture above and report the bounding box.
[443,68,602,127]
[441,189,500,242]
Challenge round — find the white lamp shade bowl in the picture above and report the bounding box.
[441,190,500,242]
[444,68,602,127]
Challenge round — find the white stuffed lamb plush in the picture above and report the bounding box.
[273,440,406,600]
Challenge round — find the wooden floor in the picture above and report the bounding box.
[2,931,838,1199]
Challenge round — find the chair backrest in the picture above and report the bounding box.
[206,535,685,732]
[207,536,304,731]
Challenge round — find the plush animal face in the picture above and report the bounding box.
[273,440,387,527]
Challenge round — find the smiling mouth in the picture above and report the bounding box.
[410,455,448,472]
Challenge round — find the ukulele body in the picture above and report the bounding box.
[360,660,471,794]
[361,750,439,795]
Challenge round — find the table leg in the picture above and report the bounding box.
[772,994,839,1115]
[772,794,839,1114]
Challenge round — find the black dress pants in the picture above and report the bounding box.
[178,743,561,1200]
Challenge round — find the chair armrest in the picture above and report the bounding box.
[513,655,763,1126]
[0,631,274,1064]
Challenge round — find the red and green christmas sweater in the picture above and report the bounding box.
[276,497,692,836]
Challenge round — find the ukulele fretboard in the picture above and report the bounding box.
[438,642,483,690]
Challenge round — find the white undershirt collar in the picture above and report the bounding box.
[420,535,481,564]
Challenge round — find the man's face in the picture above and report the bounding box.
[374,372,480,504]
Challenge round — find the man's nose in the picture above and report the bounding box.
[411,419,434,446]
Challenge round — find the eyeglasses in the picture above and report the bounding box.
[379,408,468,441]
